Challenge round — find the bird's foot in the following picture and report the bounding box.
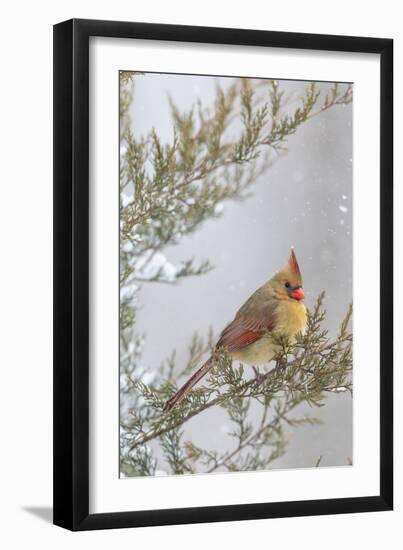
[275,357,287,371]
[252,366,266,385]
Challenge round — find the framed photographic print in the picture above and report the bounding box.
[53,19,393,530]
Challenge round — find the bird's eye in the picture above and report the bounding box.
[284,282,291,289]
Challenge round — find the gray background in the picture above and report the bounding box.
[128,73,352,471]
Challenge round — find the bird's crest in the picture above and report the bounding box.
[288,248,302,279]
[276,247,303,289]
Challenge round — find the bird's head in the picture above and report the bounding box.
[270,249,305,302]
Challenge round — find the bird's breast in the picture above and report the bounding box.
[273,300,307,339]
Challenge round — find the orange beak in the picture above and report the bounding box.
[291,287,304,301]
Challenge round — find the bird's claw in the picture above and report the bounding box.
[275,358,287,371]
[252,366,266,385]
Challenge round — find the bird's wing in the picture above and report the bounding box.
[216,287,279,353]
[216,314,275,352]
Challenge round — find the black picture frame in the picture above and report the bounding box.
[53,18,393,531]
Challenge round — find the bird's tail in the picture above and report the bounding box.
[163,357,214,412]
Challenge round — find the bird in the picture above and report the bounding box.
[164,248,307,412]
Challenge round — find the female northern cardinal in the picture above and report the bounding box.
[164,249,307,411]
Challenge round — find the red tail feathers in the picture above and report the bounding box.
[163,357,213,412]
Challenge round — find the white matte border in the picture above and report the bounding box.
[89,36,380,514]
